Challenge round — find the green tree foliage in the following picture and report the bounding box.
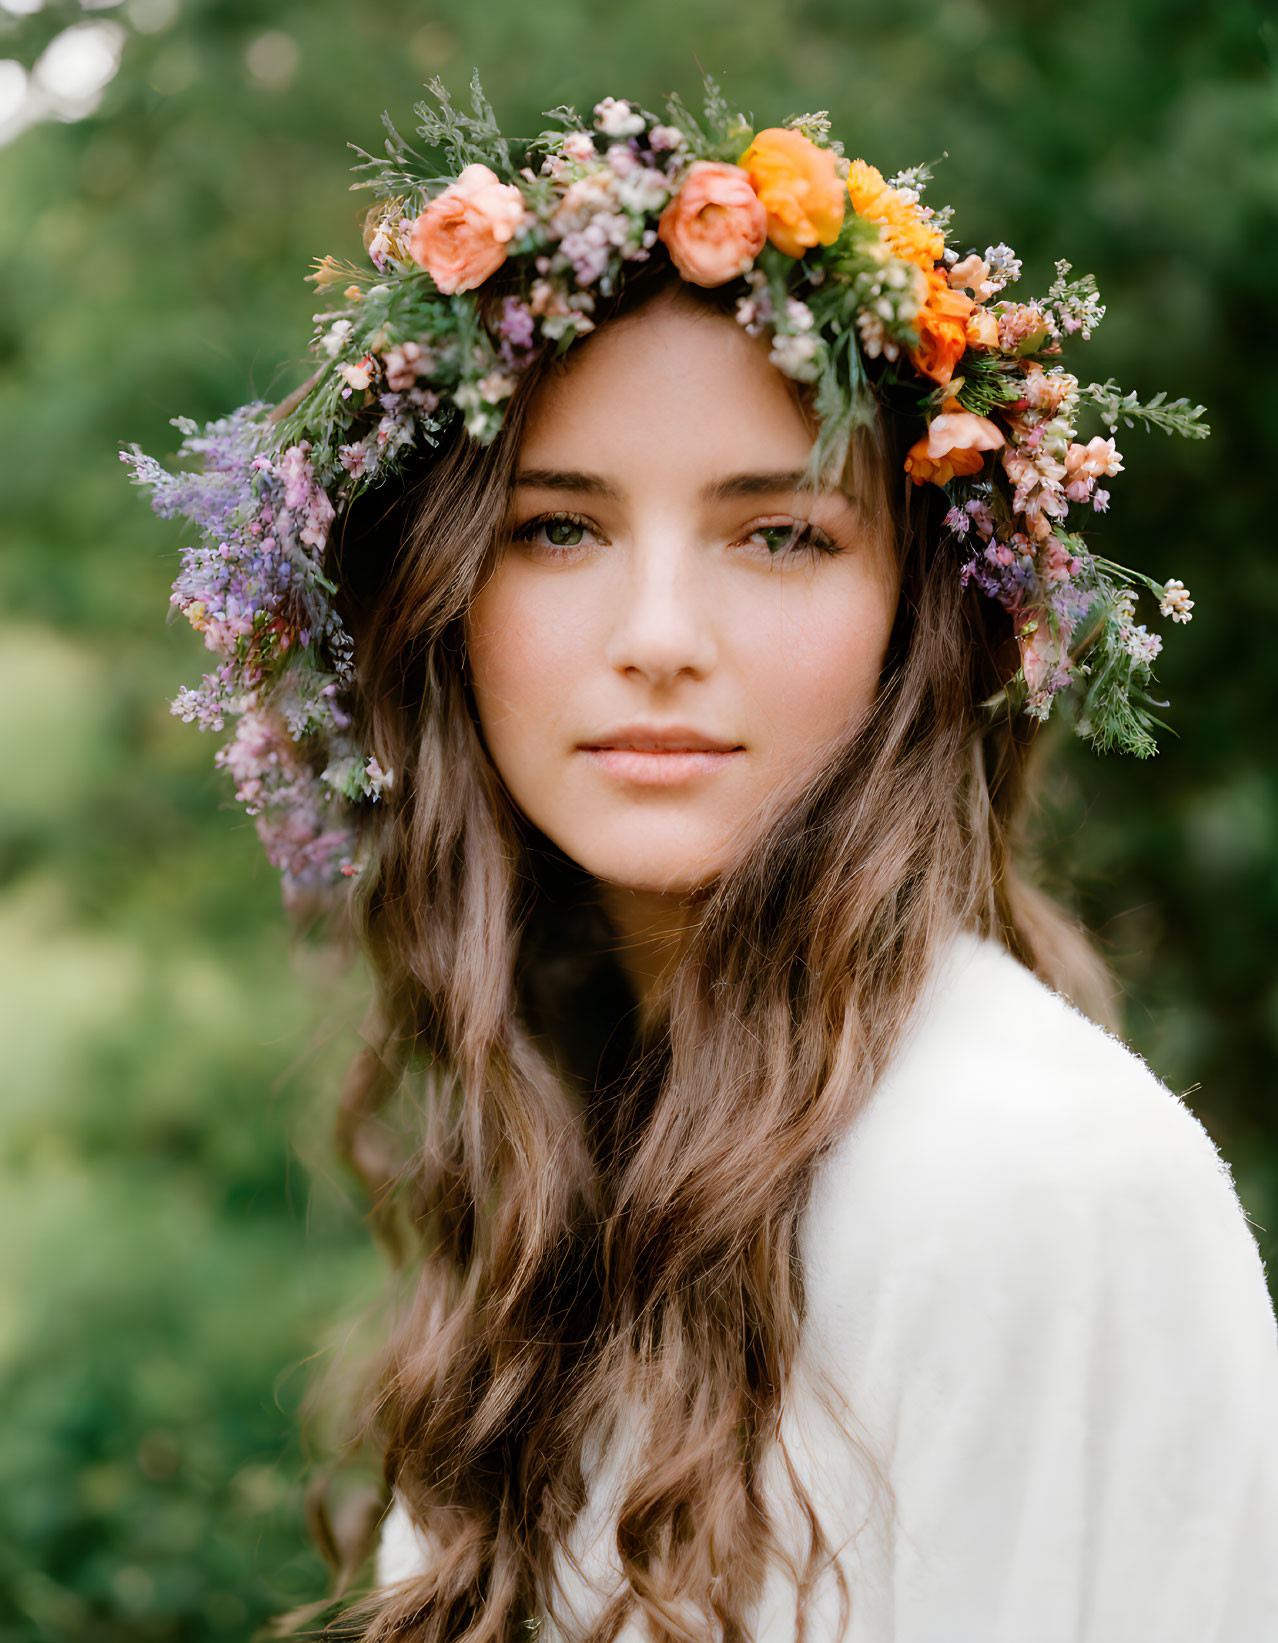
[0,1,1274,1636]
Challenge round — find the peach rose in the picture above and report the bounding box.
[657,161,768,287]
[737,127,845,259]
[909,268,975,387]
[904,406,1005,487]
[408,164,526,295]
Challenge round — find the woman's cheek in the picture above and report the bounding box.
[738,578,892,745]
[467,574,592,783]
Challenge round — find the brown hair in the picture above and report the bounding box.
[285,267,1116,1642]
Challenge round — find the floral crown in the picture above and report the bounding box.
[122,73,1207,910]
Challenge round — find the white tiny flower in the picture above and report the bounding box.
[476,370,517,402]
[594,96,645,138]
[1124,624,1163,665]
[364,756,395,796]
[321,318,353,358]
[1159,579,1194,623]
[784,297,815,332]
[770,332,821,381]
[855,310,899,361]
[561,131,597,164]
[648,123,686,152]
[615,168,671,214]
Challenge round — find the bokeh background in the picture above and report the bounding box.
[1,0,1275,1636]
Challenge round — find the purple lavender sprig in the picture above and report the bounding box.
[122,409,391,905]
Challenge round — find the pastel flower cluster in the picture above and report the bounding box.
[124,73,1210,904]
[121,409,392,907]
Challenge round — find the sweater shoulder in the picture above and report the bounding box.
[802,932,1247,1302]
[875,930,1223,1183]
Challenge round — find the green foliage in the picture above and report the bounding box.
[1080,378,1212,438]
[352,68,515,195]
[661,72,754,159]
[1,0,1276,1637]
[954,350,1026,417]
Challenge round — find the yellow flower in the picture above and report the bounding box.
[307,255,346,290]
[846,159,944,271]
[846,158,892,219]
[737,127,845,259]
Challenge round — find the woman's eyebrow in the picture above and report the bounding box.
[514,468,624,500]
[701,470,820,501]
[514,467,848,505]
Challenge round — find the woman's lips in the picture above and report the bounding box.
[577,728,744,786]
[579,747,742,785]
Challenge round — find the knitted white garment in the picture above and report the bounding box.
[374,931,1278,1642]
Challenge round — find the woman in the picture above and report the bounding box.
[125,80,1278,1642]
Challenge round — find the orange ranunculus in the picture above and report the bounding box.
[909,268,974,387]
[846,159,945,271]
[408,164,526,295]
[737,127,845,259]
[904,407,1005,487]
[657,161,768,287]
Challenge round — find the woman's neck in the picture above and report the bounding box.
[596,883,695,1020]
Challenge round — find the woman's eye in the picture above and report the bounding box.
[510,512,598,556]
[740,520,838,560]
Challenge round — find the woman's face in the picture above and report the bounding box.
[465,291,901,896]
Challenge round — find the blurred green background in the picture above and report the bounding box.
[0,0,1275,1636]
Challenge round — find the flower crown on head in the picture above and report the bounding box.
[122,72,1208,910]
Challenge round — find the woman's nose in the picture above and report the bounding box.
[603,535,718,685]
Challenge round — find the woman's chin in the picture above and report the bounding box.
[566,833,734,898]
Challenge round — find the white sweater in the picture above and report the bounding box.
[375,931,1278,1641]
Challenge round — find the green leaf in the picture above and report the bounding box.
[1080,378,1211,440]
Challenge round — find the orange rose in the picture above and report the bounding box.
[657,161,768,287]
[737,127,845,259]
[909,268,974,387]
[904,407,1005,487]
[846,158,945,271]
[408,164,526,295]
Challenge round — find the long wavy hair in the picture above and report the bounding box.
[290,264,1115,1643]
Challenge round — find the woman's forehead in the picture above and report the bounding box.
[515,305,824,485]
